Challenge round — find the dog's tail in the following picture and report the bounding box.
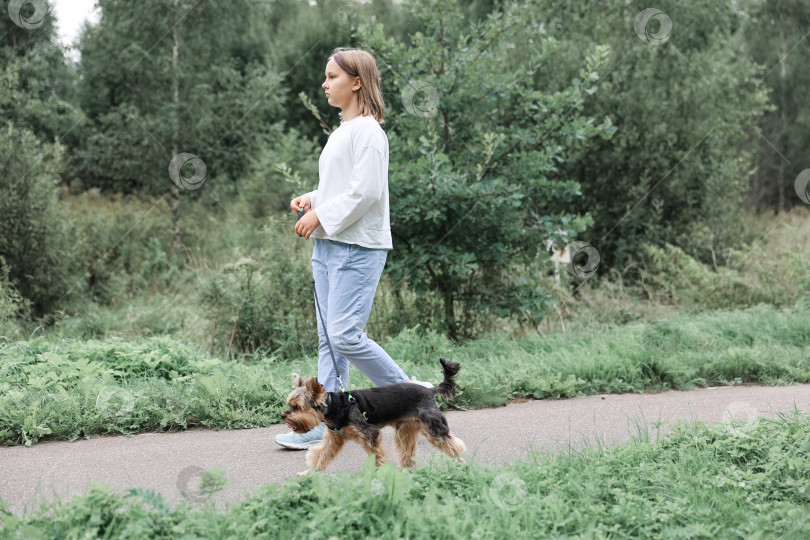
[433,358,461,401]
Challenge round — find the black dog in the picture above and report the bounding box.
[281,358,467,471]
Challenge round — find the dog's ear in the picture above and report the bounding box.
[292,373,304,388]
[305,377,325,400]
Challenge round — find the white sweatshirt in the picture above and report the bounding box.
[305,115,393,250]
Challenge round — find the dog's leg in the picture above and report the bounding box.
[436,434,467,461]
[346,425,389,467]
[420,411,467,462]
[393,420,421,468]
[306,429,346,471]
[423,431,467,462]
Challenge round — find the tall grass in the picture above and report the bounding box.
[533,205,810,337]
[3,195,809,356]
[2,301,808,446]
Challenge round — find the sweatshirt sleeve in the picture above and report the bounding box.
[315,144,386,236]
[305,189,318,208]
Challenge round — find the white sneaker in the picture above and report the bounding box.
[409,377,433,388]
[275,423,325,450]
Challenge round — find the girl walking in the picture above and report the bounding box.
[276,47,430,450]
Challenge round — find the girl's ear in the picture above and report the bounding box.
[292,373,304,388]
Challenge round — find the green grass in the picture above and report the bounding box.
[1,301,809,447]
[2,409,808,538]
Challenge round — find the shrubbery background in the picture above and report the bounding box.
[2,0,809,357]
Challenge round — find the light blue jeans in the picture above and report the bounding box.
[311,239,408,392]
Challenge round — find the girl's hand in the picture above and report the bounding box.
[290,195,311,213]
[295,210,321,239]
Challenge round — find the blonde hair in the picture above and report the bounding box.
[329,47,386,124]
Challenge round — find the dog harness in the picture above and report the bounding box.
[323,392,370,437]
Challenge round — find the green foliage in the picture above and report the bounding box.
[638,242,768,308]
[139,237,181,289]
[0,335,287,445]
[71,0,295,199]
[743,0,810,211]
[3,411,810,538]
[60,190,178,307]
[0,41,85,152]
[0,124,75,316]
[613,206,810,311]
[186,467,229,501]
[382,325,455,365]
[196,223,317,359]
[527,0,771,270]
[241,127,321,219]
[360,0,615,339]
[2,302,809,446]
[0,256,30,339]
[124,488,173,517]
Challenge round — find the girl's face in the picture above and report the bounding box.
[322,58,360,111]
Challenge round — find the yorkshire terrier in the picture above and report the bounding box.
[281,358,467,471]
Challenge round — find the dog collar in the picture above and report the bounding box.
[324,393,350,437]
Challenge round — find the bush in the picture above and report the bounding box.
[197,223,317,359]
[637,243,766,309]
[630,206,810,310]
[0,124,75,316]
[242,125,321,219]
[528,0,770,270]
[61,189,178,307]
[361,0,615,339]
[0,256,30,340]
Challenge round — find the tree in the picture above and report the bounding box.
[742,0,810,212]
[73,0,292,252]
[525,0,770,270]
[1,0,85,174]
[0,1,85,316]
[358,0,616,339]
[0,123,73,316]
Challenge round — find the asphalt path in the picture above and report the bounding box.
[1,383,809,516]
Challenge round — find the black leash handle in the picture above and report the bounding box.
[311,278,347,392]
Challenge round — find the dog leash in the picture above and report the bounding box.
[311,277,371,425]
[300,211,366,429]
[311,278,348,393]
[299,206,348,393]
